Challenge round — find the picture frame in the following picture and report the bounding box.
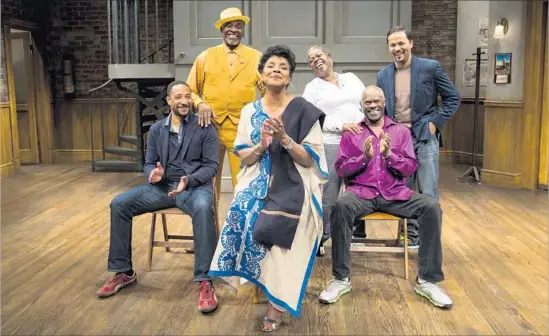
[494,53,512,84]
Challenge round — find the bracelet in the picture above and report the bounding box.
[281,137,295,150]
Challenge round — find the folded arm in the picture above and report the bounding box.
[144,124,161,181]
[385,129,417,177]
[187,51,207,110]
[335,133,369,178]
[185,127,220,188]
[429,61,461,130]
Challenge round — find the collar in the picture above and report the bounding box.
[359,115,396,128]
[392,55,415,71]
[164,113,189,128]
[224,43,242,55]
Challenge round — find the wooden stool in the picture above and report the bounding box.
[147,189,219,270]
[351,212,409,280]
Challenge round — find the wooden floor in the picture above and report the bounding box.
[1,163,547,335]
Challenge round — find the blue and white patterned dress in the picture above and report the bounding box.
[208,99,328,317]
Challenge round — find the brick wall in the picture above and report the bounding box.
[2,0,457,99]
[411,0,458,81]
[48,0,173,98]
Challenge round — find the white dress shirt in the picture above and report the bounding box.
[302,72,366,144]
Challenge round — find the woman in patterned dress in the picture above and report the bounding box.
[208,44,328,332]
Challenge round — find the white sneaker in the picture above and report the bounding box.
[414,278,453,309]
[318,279,351,304]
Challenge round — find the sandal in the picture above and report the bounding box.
[260,316,282,332]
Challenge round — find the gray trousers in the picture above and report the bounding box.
[321,143,343,243]
[331,191,444,283]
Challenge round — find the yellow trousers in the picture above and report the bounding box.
[214,117,241,201]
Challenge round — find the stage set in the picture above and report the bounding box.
[1,0,548,335]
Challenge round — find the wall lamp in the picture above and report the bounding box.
[494,18,509,39]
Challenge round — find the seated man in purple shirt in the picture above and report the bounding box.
[318,85,452,309]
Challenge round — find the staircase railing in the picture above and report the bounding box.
[108,0,172,64]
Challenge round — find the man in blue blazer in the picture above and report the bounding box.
[376,26,461,247]
[96,80,221,314]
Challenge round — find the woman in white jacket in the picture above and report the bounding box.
[302,45,366,256]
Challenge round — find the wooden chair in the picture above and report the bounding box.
[351,212,409,280]
[252,212,409,303]
[147,181,220,270]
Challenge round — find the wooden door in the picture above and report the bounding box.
[173,0,412,192]
[11,30,39,164]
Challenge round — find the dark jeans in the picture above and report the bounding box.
[331,191,444,283]
[107,182,217,282]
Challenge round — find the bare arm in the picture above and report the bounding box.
[237,145,264,166]
[281,135,313,167]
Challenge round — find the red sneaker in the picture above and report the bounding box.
[96,272,137,298]
[198,281,219,313]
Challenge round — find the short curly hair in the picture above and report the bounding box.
[258,44,296,76]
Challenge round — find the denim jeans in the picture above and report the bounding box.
[107,182,217,282]
[321,143,343,243]
[331,191,444,283]
[405,133,440,240]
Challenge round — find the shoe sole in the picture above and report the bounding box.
[97,278,137,299]
[198,303,219,314]
[318,286,351,304]
[414,287,453,309]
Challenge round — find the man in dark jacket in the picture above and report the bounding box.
[96,80,220,314]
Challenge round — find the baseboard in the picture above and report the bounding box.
[453,151,484,167]
[481,169,522,189]
[439,150,453,164]
[0,162,16,178]
[53,149,139,163]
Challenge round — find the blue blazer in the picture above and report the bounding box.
[376,56,461,142]
[143,112,219,192]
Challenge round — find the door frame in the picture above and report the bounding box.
[3,18,54,165]
[536,0,549,190]
[11,30,40,164]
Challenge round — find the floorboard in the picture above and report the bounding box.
[1,163,547,335]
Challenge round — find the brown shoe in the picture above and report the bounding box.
[96,272,137,298]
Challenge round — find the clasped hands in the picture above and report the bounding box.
[363,131,391,160]
[256,116,287,152]
[148,162,188,198]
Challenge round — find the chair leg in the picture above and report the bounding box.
[403,218,409,280]
[148,213,157,271]
[396,220,403,246]
[161,214,170,252]
[253,285,260,304]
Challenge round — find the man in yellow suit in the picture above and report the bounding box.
[187,7,263,199]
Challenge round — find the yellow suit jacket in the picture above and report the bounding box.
[187,43,263,124]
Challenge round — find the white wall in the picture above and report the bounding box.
[485,0,528,101]
[454,1,489,98]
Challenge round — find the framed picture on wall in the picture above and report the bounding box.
[494,53,512,84]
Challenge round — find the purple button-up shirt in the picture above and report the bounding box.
[335,116,418,201]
